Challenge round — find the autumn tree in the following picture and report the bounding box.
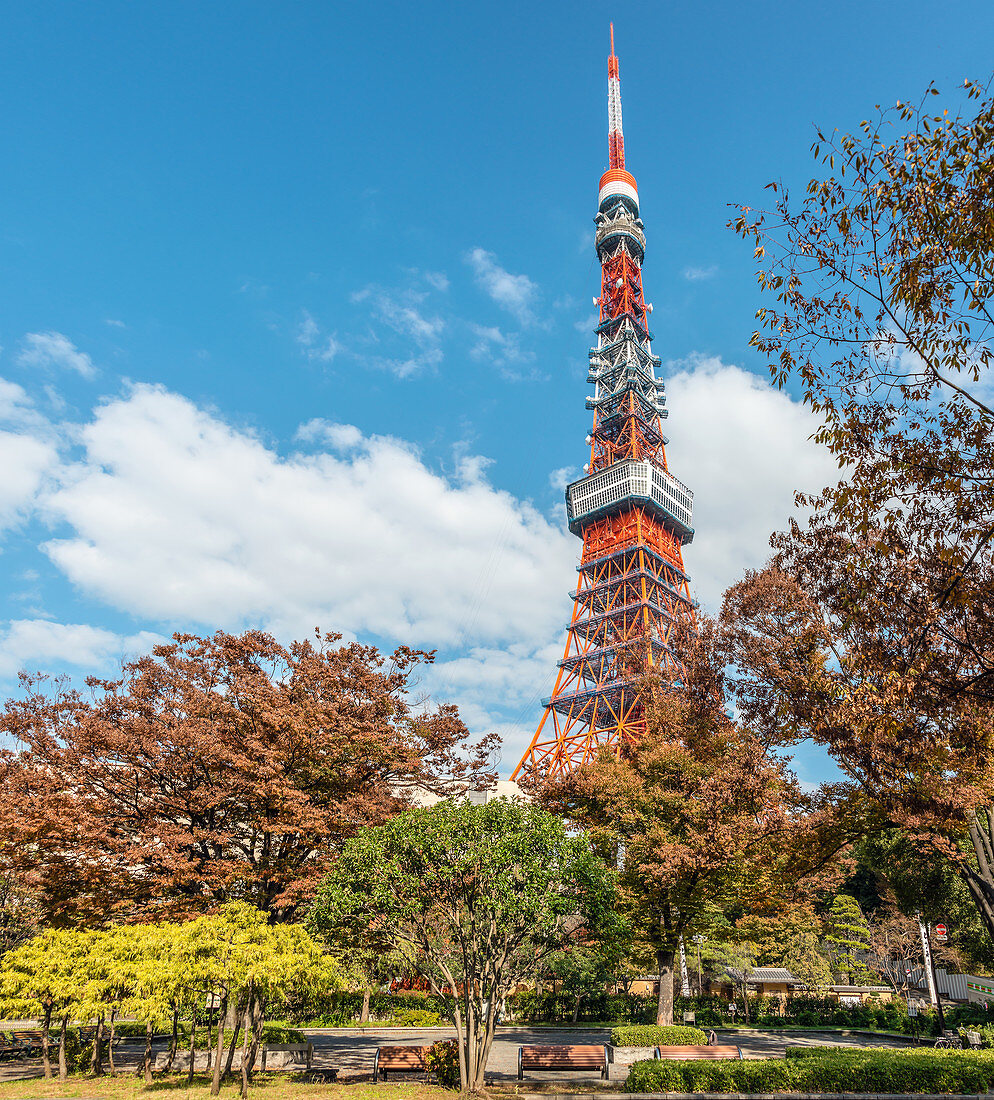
[729,76,994,942]
[539,622,817,1026]
[311,798,618,1094]
[737,902,833,991]
[0,630,496,924]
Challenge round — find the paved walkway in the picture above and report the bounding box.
[0,1026,922,1084]
[305,1026,920,1082]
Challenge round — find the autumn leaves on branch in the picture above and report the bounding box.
[0,630,497,926]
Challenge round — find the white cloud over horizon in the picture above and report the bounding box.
[0,619,165,681]
[665,355,839,611]
[0,355,839,772]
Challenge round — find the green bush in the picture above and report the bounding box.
[626,1048,994,1094]
[260,1021,305,1044]
[611,1024,708,1046]
[274,988,453,1026]
[425,1038,460,1088]
[390,1009,443,1027]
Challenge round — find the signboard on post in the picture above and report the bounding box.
[935,923,948,942]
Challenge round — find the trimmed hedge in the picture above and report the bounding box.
[625,1048,994,1094]
[611,1025,708,1047]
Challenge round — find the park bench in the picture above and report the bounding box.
[518,1044,609,1079]
[655,1045,743,1060]
[372,1044,429,1082]
[10,1030,45,1057]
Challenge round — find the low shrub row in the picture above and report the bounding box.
[625,1048,994,1094]
[611,1025,708,1047]
[275,990,453,1026]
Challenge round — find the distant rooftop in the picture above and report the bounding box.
[726,967,798,984]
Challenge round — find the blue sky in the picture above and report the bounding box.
[0,0,990,782]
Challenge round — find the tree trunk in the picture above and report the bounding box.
[58,1015,68,1082]
[239,987,257,1100]
[187,1004,198,1084]
[655,948,676,1026]
[166,1005,179,1072]
[40,1000,52,1079]
[962,809,994,940]
[107,1011,117,1075]
[451,1000,468,1092]
[143,1022,154,1085]
[571,993,582,1025]
[359,988,371,1023]
[211,993,229,1095]
[223,992,248,1080]
[245,993,265,1083]
[90,1015,105,1076]
[739,982,751,1023]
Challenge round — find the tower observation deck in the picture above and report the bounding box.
[512,27,697,783]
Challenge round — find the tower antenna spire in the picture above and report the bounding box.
[607,24,625,169]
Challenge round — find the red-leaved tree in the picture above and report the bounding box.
[0,630,496,925]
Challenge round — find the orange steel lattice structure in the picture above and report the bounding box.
[512,28,696,784]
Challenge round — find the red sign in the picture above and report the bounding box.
[935,923,948,938]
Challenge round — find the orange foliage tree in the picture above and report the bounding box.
[539,624,821,1025]
[0,629,496,925]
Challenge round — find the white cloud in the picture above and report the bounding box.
[0,379,58,531]
[104,318,126,328]
[427,640,565,769]
[349,285,446,378]
[0,431,58,531]
[664,355,838,611]
[296,311,340,362]
[423,271,449,292]
[296,419,363,450]
[468,324,537,378]
[0,619,164,680]
[0,379,34,423]
[548,466,577,493]
[18,332,96,379]
[39,385,576,650]
[683,265,718,282]
[466,248,538,325]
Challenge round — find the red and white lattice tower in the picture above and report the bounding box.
[512,26,697,784]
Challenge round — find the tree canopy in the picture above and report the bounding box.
[310,797,618,1093]
[0,629,496,924]
[728,76,994,944]
[539,624,817,1025]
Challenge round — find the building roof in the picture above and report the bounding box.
[726,967,798,984]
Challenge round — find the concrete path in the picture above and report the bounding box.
[0,1025,923,1084]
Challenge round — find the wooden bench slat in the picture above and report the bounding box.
[373,1044,430,1082]
[518,1044,609,1079]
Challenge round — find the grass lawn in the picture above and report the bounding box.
[0,1074,450,1100]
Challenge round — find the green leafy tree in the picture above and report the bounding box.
[824,894,873,984]
[0,904,340,1093]
[310,797,618,1093]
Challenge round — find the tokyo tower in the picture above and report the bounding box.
[512,27,696,783]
